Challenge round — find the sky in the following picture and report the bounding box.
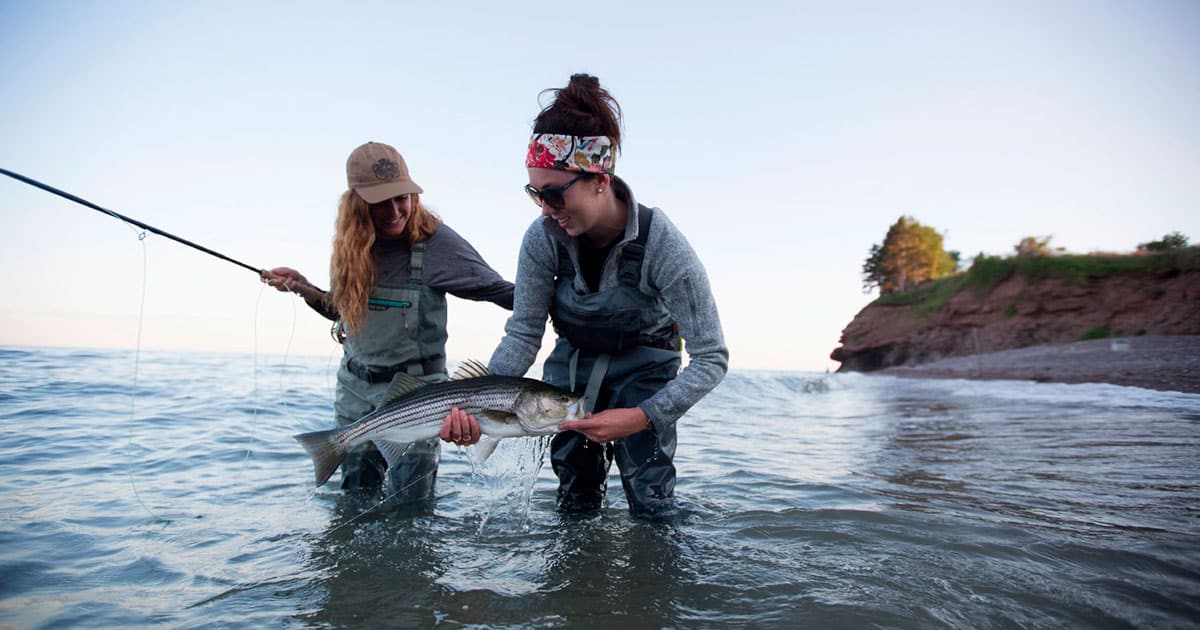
[1,1,1197,372]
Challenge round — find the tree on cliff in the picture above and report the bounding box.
[862,216,958,294]
[1138,231,1189,252]
[1014,235,1062,258]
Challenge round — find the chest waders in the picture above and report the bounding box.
[543,206,683,518]
[332,242,449,504]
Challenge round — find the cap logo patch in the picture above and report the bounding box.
[372,159,399,180]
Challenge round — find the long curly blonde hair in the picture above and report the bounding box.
[329,190,439,333]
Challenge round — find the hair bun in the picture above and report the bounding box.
[534,74,623,151]
[567,73,601,91]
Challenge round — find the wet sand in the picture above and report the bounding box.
[879,335,1200,394]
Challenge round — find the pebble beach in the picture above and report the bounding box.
[880,335,1200,394]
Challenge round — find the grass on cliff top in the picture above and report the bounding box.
[875,275,967,315]
[966,246,1199,290]
[874,246,1199,315]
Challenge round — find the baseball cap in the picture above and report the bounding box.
[346,141,424,204]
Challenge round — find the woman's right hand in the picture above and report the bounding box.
[261,267,310,294]
[440,407,482,446]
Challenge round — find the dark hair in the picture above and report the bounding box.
[534,74,623,152]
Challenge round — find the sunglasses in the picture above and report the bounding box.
[523,171,592,210]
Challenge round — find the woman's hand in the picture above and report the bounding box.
[261,267,309,292]
[440,406,482,446]
[261,267,325,301]
[558,407,652,443]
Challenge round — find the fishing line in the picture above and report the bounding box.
[5,172,467,530]
[326,345,339,400]
[245,284,266,476]
[3,168,277,521]
[244,284,300,477]
[276,292,298,425]
[236,284,298,515]
[1,168,264,275]
[3,169,469,530]
[125,229,167,523]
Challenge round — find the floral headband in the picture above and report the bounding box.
[525,134,615,174]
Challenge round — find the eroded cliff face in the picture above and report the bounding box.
[830,269,1200,372]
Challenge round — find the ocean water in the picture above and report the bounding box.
[1,345,1198,628]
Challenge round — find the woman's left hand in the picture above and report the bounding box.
[559,407,652,444]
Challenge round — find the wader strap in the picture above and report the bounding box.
[618,205,653,286]
[409,242,425,285]
[555,205,653,287]
[568,348,611,415]
[569,348,579,392]
[583,354,610,415]
[406,242,426,346]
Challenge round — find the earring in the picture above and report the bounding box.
[596,187,604,193]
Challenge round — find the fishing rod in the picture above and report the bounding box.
[1,167,263,275]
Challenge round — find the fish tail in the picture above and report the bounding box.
[294,428,345,487]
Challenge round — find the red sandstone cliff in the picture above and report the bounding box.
[831,267,1200,372]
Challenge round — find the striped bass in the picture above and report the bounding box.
[295,360,587,486]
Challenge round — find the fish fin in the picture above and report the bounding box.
[474,436,501,463]
[294,428,346,487]
[450,359,493,380]
[379,373,427,406]
[373,439,413,470]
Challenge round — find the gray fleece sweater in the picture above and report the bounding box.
[305,222,514,320]
[488,182,728,429]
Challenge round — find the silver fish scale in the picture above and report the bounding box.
[338,376,536,445]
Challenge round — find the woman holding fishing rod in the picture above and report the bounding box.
[442,74,728,518]
[263,141,513,504]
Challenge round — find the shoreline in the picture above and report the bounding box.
[873,335,1200,394]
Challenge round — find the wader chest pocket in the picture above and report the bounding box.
[366,296,419,339]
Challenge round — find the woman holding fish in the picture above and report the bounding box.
[264,141,513,503]
[444,74,728,518]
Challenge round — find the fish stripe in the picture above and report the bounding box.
[336,376,542,448]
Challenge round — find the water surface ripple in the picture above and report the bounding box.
[0,347,1197,627]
